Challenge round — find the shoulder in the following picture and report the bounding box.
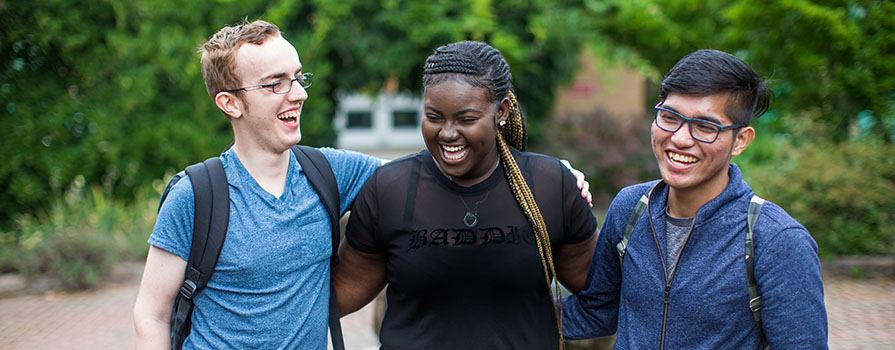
[754,198,816,248]
[313,147,381,168]
[513,151,572,183]
[159,174,197,211]
[515,150,564,169]
[367,152,423,184]
[610,181,660,212]
[602,181,660,231]
[149,174,197,260]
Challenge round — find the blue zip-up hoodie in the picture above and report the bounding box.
[563,164,828,349]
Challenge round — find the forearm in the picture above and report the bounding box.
[134,245,186,350]
[134,309,171,350]
[334,242,387,316]
[561,224,622,339]
[556,230,598,292]
[561,292,619,340]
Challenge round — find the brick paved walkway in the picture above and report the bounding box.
[0,264,892,349]
[826,276,895,350]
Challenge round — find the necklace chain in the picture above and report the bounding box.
[458,192,489,228]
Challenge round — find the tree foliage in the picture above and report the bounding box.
[578,0,895,142]
[1,0,892,231]
[0,0,587,228]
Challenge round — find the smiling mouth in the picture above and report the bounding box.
[667,151,698,165]
[278,110,299,123]
[441,144,468,161]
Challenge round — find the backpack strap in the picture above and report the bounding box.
[291,145,345,350]
[745,194,767,348]
[616,182,660,264]
[169,157,230,350]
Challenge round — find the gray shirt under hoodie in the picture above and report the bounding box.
[665,213,694,280]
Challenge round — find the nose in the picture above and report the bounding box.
[287,79,308,102]
[439,121,459,140]
[670,121,697,146]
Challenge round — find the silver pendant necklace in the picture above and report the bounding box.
[458,192,490,228]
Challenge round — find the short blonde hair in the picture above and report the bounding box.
[200,19,280,98]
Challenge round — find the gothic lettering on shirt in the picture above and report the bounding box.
[452,228,478,246]
[407,225,530,250]
[430,228,450,246]
[409,229,428,249]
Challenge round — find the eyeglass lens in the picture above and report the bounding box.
[272,73,313,94]
[655,109,720,142]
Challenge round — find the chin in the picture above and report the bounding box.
[287,131,302,145]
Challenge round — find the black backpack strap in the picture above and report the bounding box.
[745,194,767,348]
[616,182,660,264]
[169,157,230,350]
[291,145,345,350]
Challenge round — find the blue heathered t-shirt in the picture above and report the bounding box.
[149,147,380,349]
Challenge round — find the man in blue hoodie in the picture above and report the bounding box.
[562,49,828,349]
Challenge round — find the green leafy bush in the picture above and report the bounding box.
[739,139,895,258]
[0,180,159,289]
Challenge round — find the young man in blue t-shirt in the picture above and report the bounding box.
[131,20,382,349]
[562,49,828,348]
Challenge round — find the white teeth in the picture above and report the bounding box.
[442,145,467,160]
[278,110,299,120]
[442,145,465,152]
[668,151,697,164]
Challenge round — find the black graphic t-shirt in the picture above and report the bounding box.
[346,149,597,350]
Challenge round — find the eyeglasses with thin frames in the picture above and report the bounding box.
[653,104,746,143]
[220,72,313,95]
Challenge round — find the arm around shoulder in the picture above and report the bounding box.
[561,188,641,340]
[333,240,387,316]
[556,229,597,292]
[134,246,187,350]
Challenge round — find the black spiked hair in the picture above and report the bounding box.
[660,49,772,125]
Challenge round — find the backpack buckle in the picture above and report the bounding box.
[749,295,762,312]
[180,280,197,300]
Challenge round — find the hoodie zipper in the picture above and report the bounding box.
[648,197,697,350]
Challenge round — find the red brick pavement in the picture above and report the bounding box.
[0,265,892,349]
[826,276,895,350]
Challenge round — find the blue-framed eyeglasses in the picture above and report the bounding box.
[654,104,746,143]
[220,72,313,95]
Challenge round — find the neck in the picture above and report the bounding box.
[442,157,501,188]
[232,140,292,197]
[666,169,730,218]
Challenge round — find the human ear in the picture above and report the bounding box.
[214,92,243,119]
[496,97,511,126]
[731,126,755,157]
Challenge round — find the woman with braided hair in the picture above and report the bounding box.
[334,41,598,349]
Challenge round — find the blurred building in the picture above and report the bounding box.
[333,92,423,160]
[551,50,648,130]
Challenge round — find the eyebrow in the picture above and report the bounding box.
[453,108,483,116]
[424,107,483,117]
[662,105,723,124]
[258,67,303,83]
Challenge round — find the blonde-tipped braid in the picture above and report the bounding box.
[498,91,564,349]
[502,91,527,150]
